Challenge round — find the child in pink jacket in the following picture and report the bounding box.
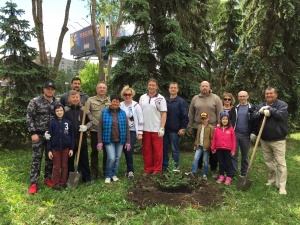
[211,112,236,185]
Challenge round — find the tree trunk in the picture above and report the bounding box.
[32,0,48,67]
[91,0,105,82]
[106,0,125,78]
[53,0,72,70]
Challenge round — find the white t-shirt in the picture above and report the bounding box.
[139,93,167,132]
[120,103,135,131]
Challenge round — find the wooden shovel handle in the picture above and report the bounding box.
[75,104,87,168]
[246,115,267,177]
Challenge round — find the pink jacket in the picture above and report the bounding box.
[211,125,236,154]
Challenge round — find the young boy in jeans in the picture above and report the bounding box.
[47,104,74,190]
[190,112,214,180]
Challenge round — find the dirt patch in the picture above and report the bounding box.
[126,173,226,210]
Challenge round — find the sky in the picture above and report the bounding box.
[4,0,91,60]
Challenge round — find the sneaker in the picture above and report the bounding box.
[128,171,134,179]
[184,172,195,178]
[279,188,287,195]
[44,178,54,187]
[142,172,150,177]
[216,175,225,184]
[112,176,119,182]
[105,178,111,184]
[211,171,218,178]
[202,174,207,180]
[28,184,38,194]
[224,177,232,185]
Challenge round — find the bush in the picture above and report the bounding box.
[0,114,28,149]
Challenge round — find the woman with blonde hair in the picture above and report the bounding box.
[120,85,144,179]
[222,92,235,113]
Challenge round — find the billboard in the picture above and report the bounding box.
[70,24,106,57]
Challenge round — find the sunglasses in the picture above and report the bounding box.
[123,93,132,97]
[223,98,231,101]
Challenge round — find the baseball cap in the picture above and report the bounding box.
[200,112,209,119]
[44,81,56,89]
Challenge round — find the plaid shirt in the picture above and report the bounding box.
[101,108,127,144]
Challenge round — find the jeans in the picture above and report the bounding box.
[192,146,210,175]
[163,132,180,169]
[123,131,137,173]
[231,132,250,176]
[105,142,123,178]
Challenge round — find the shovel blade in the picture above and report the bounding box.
[236,176,252,191]
[67,171,80,188]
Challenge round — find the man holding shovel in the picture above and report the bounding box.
[254,87,288,195]
[65,90,93,185]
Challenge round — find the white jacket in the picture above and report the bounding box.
[120,100,144,137]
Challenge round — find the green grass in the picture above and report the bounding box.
[0,135,300,225]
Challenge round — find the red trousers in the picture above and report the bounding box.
[52,148,69,186]
[142,131,163,173]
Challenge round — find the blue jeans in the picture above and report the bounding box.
[192,146,210,175]
[105,142,123,178]
[123,131,137,173]
[231,132,250,176]
[163,132,180,169]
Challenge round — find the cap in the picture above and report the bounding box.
[44,81,56,89]
[220,111,230,119]
[200,112,209,119]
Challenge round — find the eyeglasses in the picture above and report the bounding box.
[223,98,231,101]
[123,93,132,97]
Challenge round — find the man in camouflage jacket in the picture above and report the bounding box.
[26,81,58,194]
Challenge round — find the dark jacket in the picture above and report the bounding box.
[253,99,288,141]
[165,96,189,133]
[60,91,89,107]
[47,106,74,152]
[229,103,258,136]
[64,104,91,148]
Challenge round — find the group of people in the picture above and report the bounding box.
[26,78,288,195]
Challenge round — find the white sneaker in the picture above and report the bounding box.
[279,188,287,195]
[104,178,111,184]
[128,172,134,179]
[112,176,119,182]
[202,174,207,180]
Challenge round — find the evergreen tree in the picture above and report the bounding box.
[108,0,207,99]
[213,0,242,92]
[0,2,49,148]
[234,0,300,113]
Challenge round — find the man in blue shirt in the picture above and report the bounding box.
[162,82,189,170]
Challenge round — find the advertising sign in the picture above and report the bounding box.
[70,24,106,57]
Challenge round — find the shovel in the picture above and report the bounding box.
[237,115,267,191]
[67,104,87,188]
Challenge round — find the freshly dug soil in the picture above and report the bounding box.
[126,173,226,210]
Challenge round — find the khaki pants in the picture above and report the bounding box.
[260,140,287,189]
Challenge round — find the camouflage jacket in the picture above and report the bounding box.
[26,95,58,135]
[85,95,111,132]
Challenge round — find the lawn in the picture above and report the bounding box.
[0,134,299,225]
